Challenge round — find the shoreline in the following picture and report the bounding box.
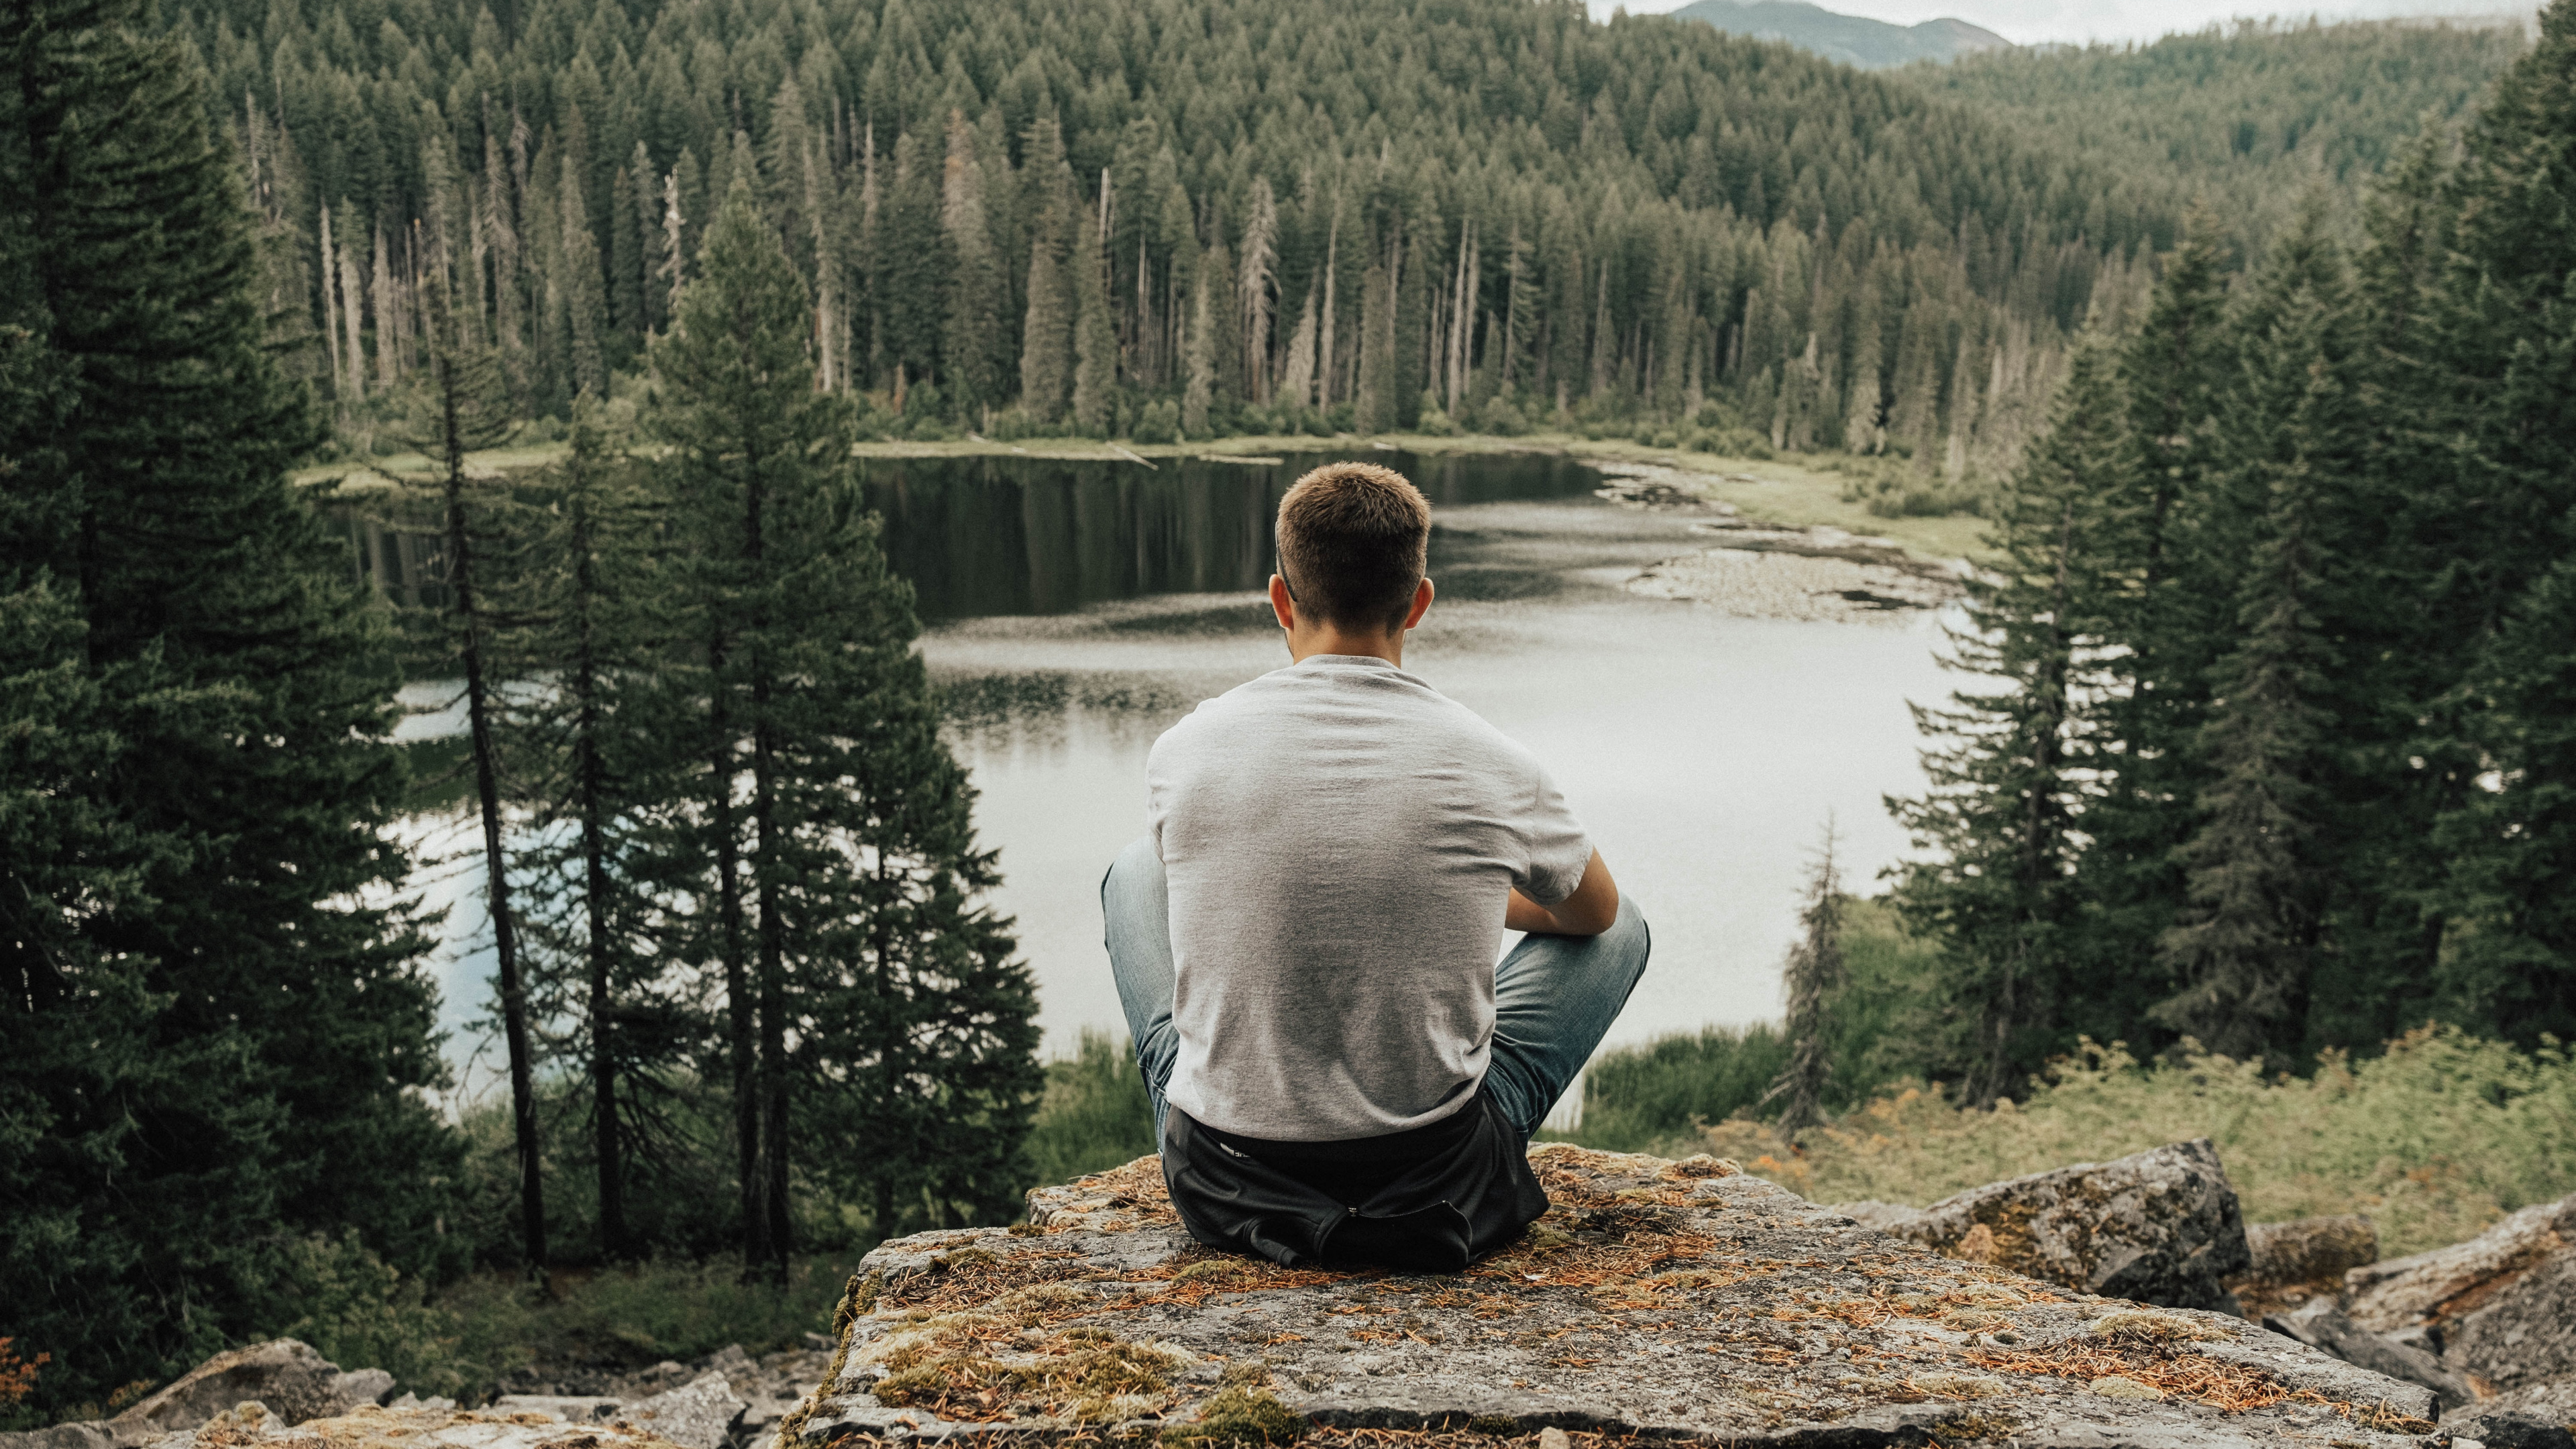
[1585,459,1968,625]
[298,430,1996,574]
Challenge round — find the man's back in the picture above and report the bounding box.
[1102,460,1645,1268]
[1148,651,1592,1140]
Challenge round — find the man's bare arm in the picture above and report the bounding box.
[1505,850,1619,936]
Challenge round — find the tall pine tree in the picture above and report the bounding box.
[1891,340,2129,1104]
[398,268,549,1276]
[2,0,452,1410]
[2414,3,2576,1048]
[504,409,676,1263]
[1069,198,1116,437]
[2435,543,2576,1044]
[2151,213,2362,1065]
[647,184,1038,1269]
[1760,822,1845,1137]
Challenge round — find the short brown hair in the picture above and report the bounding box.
[1275,462,1432,633]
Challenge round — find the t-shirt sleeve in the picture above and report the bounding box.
[1513,763,1595,906]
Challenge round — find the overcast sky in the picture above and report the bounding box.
[1594,0,2537,46]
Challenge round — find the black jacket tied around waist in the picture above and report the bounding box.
[1157,1089,1549,1273]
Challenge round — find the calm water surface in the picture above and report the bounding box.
[417,450,1951,1102]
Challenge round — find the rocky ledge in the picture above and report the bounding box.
[786,1146,2443,1448]
[4,1340,819,1449]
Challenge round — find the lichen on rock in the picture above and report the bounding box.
[783,1145,2444,1446]
[1830,1138,2254,1311]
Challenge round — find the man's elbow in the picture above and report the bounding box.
[1550,852,1619,935]
[1547,879,1619,936]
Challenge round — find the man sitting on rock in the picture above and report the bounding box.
[1101,460,1650,1271]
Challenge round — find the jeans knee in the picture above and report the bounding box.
[1102,835,1161,906]
[1607,892,1651,975]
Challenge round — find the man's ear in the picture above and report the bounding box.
[1269,574,1297,633]
[1401,576,1434,632]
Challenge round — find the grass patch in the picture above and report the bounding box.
[253,1234,849,1405]
[1686,1026,2576,1256]
[437,1257,844,1400]
[1163,1386,1306,1446]
[1664,456,1994,563]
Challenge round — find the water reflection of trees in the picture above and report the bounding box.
[934,669,1212,765]
[331,449,1603,623]
[862,449,1598,619]
[337,502,451,610]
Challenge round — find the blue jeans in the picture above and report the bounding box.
[1100,836,1652,1144]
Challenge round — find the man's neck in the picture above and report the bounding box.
[1286,627,1405,667]
[1269,574,1429,667]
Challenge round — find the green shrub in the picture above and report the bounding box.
[1696,1026,2576,1256]
[311,1256,857,1405]
[1024,1030,1157,1187]
[261,1234,480,1400]
[1132,399,1181,445]
[1572,1022,1790,1152]
[1705,427,1770,458]
[527,1257,849,1363]
[1480,399,1530,437]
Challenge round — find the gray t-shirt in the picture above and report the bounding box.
[1146,653,1594,1140]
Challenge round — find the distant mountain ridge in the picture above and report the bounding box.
[1670,0,2011,68]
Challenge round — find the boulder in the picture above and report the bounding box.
[2265,1298,2471,1413]
[712,1344,831,1448]
[2447,1380,2576,1449]
[108,1341,354,1434]
[2347,1191,2576,1392]
[2347,1192,2574,1334]
[1824,1200,1927,1233]
[615,1371,745,1449]
[2233,1213,2377,1318]
[324,1370,394,1409]
[2443,1243,2576,1393]
[0,1424,115,1449]
[2250,1214,2379,1285]
[1835,1138,2252,1311]
[2440,1407,2576,1449]
[773,1147,2444,1447]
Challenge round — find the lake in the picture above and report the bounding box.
[409,449,1954,1115]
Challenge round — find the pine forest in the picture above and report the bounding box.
[186,0,2512,477]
